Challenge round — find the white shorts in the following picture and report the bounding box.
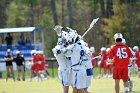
[71,67,87,89]
[86,76,92,87]
[58,69,71,86]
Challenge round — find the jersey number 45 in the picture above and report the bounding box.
[116,48,128,59]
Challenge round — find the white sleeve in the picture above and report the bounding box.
[62,44,75,56]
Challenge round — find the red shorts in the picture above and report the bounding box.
[39,62,45,71]
[113,67,128,80]
[99,62,106,68]
[31,64,39,71]
[92,60,96,68]
[106,64,112,69]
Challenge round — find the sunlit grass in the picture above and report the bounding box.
[0,77,139,93]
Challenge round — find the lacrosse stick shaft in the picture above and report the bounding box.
[81,17,99,39]
[92,55,101,60]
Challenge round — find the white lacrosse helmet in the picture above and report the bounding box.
[68,30,78,43]
[122,38,126,44]
[66,27,74,32]
[66,27,78,43]
[37,51,44,54]
[106,48,110,52]
[30,50,36,55]
[54,25,63,36]
[100,47,106,51]
[114,33,123,40]
[61,31,69,42]
[16,51,21,54]
[133,46,139,51]
[61,31,69,41]
[7,49,11,52]
[90,47,95,52]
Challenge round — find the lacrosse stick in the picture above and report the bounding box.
[81,17,99,38]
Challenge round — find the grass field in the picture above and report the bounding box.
[0,77,140,93]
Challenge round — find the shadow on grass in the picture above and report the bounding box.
[130,91,140,93]
[121,91,140,93]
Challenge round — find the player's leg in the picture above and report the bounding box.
[77,89,86,93]
[17,66,20,81]
[128,77,133,92]
[103,67,107,78]
[6,66,10,81]
[84,87,90,93]
[72,87,78,93]
[98,61,102,78]
[122,67,129,93]
[137,68,140,77]
[21,66,25,81]
[30,70,33,81]
[63,86,69,93]
[10,66,15,81]
[115,79,120,93]
[36,70,42,81]
[30,65,35,81]
[123,79,129,93]
[98,67,102,78]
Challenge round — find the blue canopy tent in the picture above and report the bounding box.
[0,27,44,58]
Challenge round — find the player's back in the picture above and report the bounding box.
[101,51,107,62]
[108,44,132,67]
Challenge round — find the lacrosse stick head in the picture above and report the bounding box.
[54,25,63,36]
[89,17,99,29]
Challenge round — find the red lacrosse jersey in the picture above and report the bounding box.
[101,51,107,63]
[92,52,96,68]
[31,55,39,71]
[38,55,46,71]
[135,51,140,68]
[108,43,132,67]
[32,55,38,63]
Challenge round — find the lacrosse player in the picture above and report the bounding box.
[52,25,72,93]
[108,33,132,93]
[133,46,140,77]
[62,29,87,93]
[98,47,107,78]
[106,48,113,78]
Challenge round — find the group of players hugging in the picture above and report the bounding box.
[52,25,140,93]
[52,25,94,93]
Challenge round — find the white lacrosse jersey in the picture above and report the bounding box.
[64,41,86,66]
[53,45,71,70]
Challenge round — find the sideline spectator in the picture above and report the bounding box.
[13,51,25,81]
[17,33,25,46]
[4,49,15,81]
[25,36,32,46]
[5,33,13,49]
